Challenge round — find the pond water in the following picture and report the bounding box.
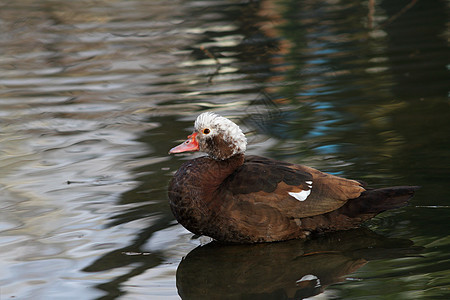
[0,0,449,299]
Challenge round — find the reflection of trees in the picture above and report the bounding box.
[177,228,421,299]
[250,0,449,184]
[378,0,449,177]
[186,1,279,93]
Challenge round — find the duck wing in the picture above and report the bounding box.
[220,155,365,218]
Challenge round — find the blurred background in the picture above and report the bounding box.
[0,0,448,299]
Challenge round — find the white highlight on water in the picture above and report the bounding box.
[296,274,321,287]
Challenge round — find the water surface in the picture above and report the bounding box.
[0,0,449,299]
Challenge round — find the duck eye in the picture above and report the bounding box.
[203,128,210,134]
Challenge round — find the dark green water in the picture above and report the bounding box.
[0,0,448,299]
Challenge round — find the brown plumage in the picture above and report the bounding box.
[168,112,419,243]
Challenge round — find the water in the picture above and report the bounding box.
[0,0,448,299]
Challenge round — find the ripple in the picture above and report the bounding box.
[0,0,448,299]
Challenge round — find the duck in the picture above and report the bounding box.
[168,112,419,243]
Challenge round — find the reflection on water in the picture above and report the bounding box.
[177,228,422,299]
[0,0,449,299]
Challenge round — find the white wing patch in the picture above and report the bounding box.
[288,181,313,202]
[289,189,311,201]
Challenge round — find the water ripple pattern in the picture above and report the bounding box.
[0,0,449,299]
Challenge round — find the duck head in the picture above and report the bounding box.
[169,112,247,160]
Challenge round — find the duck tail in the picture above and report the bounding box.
[344,186,420,217]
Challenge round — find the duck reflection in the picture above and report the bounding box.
[176,228,421,299]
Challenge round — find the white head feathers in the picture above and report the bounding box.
[194,112,247,158]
